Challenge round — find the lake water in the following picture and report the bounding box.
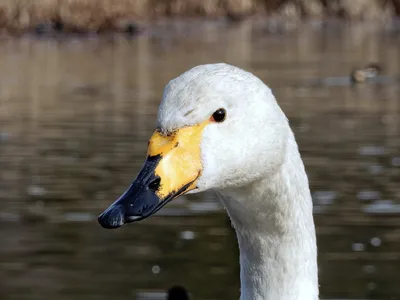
[0,20,399,300]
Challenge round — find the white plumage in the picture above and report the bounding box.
[157,63,319,300]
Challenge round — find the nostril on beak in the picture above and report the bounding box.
[148,176,161,191]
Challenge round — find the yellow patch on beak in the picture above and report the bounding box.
[147,120,210,199]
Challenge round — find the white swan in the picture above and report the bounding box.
[98,63,319,300]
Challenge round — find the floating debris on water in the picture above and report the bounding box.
[357,191,381,201]
[392,157,400,167]
[312,191,337,205]
[151,265,160,275]
[27,185,47,197]
[180,231,196,240]
[312,190,337,214]
[136,291,166,300]
[359,146,386,156]
[136,286,189,300]
[363,200,400,214]
[0,212,20,222]
[352,243,365,252]
[370,237,382,247]
[366,165,384,175]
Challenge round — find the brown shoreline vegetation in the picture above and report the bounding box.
[0,0,399,35]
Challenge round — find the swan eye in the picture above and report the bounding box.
[211,108,226,123]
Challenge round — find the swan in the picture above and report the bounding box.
[98,63,319,300]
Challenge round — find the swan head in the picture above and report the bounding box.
[98,63,290,229]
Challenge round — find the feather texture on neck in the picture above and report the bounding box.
[218,131,318,300]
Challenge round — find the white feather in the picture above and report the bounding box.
[157,63,318,300]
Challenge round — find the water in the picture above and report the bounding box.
[0,21,400,300]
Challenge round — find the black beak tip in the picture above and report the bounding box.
[98,205,125,229]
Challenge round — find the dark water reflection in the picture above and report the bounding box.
[0,21,400,300]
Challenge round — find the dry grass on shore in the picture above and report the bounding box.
[0,0,399,34]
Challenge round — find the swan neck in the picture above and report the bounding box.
[219,137,318,300]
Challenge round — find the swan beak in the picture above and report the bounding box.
[98,121,208,229]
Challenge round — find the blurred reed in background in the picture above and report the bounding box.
[0,0,399,33]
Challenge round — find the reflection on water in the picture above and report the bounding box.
[0,21,400,300]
